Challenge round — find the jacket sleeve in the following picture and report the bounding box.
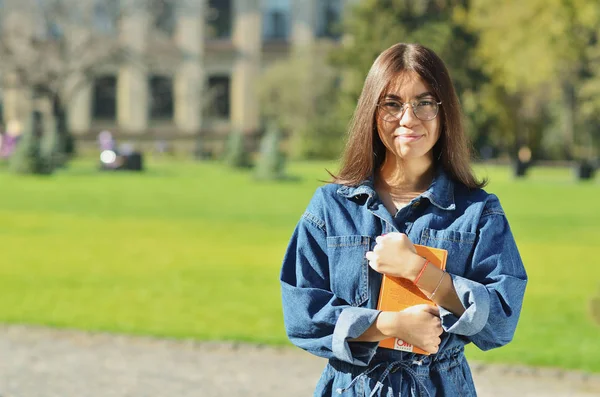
[280,209,380,366]
[439,198,528,350]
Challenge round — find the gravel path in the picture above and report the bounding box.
[0,325,599,397]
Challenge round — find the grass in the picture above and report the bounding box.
[0,158,598,373]
[463,165,600,371]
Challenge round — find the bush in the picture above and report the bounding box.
[9,112,54,175]
[254,122,286,180]
[223,129,252,168]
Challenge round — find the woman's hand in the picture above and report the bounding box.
[380,304,443,354]
[366,233,425,280]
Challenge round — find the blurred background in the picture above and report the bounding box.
[0,0,598,378]
[0,0,598,169]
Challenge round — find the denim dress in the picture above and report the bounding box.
[280,170,528,397]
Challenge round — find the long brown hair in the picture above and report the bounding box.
[331,43,486,189]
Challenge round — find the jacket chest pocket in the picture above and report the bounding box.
[419,228,476,276]
[326,235,371,307]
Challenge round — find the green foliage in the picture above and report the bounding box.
[332,0,493,154]
[468,0,598,93]
[293,107,347,160]
[258,45,345,160]
[333,1,478,97]
[466,0,600,160]
[9,114,54,175]
[7,101,74,174]
[0,160,598,372]
[223,128,252,168]
[254,122,287,180]
[333,0,600,161]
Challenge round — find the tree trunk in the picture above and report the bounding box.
[509,94,530,177]
[561,80,575,160]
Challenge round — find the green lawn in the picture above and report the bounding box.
[0,158,598,372]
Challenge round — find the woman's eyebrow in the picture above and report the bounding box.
[415,91,435,99]
[384,91,435,101]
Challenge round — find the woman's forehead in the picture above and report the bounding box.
[382,72,431,99]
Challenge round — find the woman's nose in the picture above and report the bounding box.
[398,103,419,127]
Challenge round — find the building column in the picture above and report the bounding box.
[230,0,262,134]
[66,84,92,134]
[2,73,31,126]
[1,0,35,126]
[117,3,149,134]
[64,24,92,135]
[63,2,94,135]
[174,0,205,134]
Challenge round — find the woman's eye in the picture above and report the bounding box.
[418,100,434,107]
[384,102,402,108]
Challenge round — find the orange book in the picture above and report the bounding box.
[376,245,448,355]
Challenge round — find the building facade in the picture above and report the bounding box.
[0,0,353,153]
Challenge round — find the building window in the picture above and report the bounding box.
[149,75,174,120]
[151,0,176,36]
[207,76,230,119]
[264,10,288,39]
[263,0,290,40]
[316,0,342,39]
[94,0,120,34]
[92,76,117,120]
[207,0,232,39]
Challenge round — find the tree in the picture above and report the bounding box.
[223,128,252,168]
[258,43,343,160]
[578,32,600,166]
[9,111,53,175]
[0,0,180,174]
[331,0,492,155]
[254,121,286,180]
[467,0,600,162]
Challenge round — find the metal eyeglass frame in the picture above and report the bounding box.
[377,100,443,122]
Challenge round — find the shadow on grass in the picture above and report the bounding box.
[63,168,181,178]
[254,174,303,183]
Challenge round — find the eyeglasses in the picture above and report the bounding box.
[377,99,442,122]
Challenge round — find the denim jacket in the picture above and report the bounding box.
[280,169,527,396]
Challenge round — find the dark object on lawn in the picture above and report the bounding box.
[575,161,595,180]
[512,159,529,177]
[100,151,144,171]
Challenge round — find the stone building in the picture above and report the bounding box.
[0,0,353,154]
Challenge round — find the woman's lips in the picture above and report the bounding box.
[394,134,423,142]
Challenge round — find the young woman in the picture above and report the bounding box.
[280,43,527,396]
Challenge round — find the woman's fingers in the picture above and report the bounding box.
[426,338,441,354]
[366,251,381,273]
[409,304,439,315]
[375,232,406,244]
[423,304,440,316]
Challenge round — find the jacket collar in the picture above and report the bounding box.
[336,167,456,211]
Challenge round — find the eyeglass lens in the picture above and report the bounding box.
[380,100,439,121]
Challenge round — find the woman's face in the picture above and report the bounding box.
[376,72,441,163]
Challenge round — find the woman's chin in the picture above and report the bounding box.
[393,146,428,161]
